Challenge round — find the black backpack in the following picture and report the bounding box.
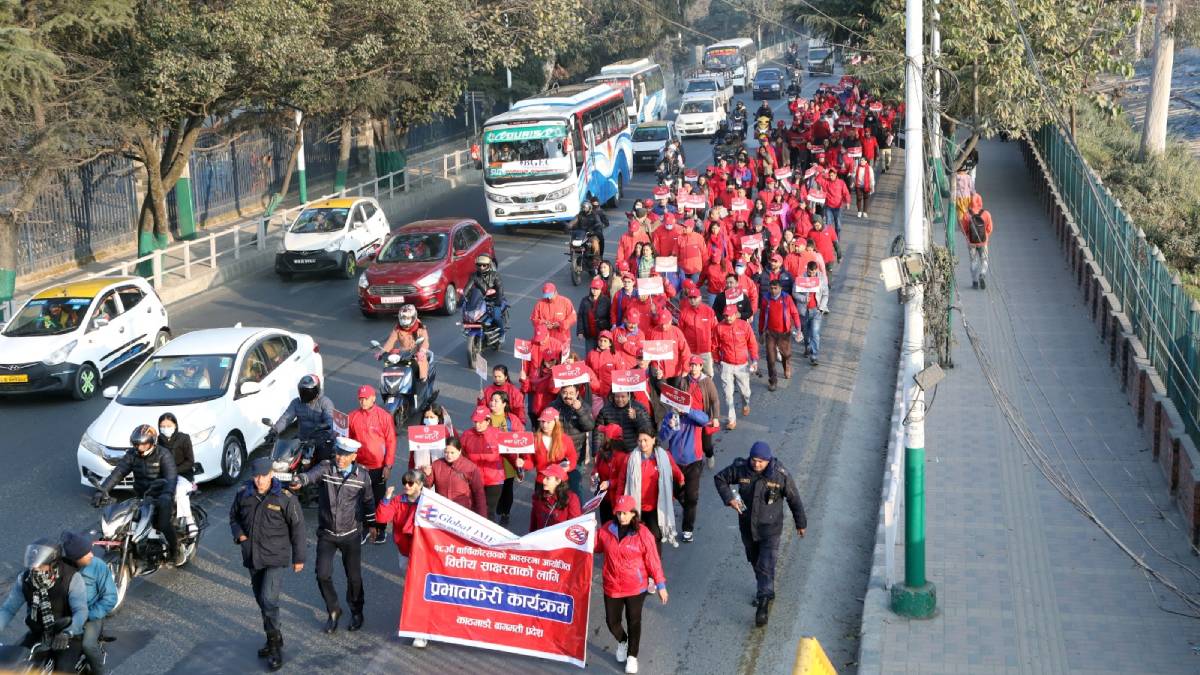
[967,210,987,244]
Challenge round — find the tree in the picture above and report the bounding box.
[1138,0,1200,159]
[0,0,133,302]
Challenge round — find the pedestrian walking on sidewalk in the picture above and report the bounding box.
[596,494,669,675]
[853,156,875,218]
[714,304,758,430]
[291,437,375,635]
[658,407,710,543]
[757,278,802,390]
[954,165,974,216]
[682,355,721,467]
[796,262,830,366]
[230,458,305,671]
[959,193,993,289]
[713,441,806,628]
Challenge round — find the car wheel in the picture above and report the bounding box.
[153,329,171,352]
[441,283,458,315]
[341,252,358,279]
[216,434,246,486]
[71,363,100,401]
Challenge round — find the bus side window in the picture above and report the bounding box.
[573,128,585,168]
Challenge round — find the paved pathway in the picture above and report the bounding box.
[859,139,1200,674]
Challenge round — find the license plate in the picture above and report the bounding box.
[273,471,292,482]
[380,295,406,304]
[294,258,315,264]
[0,374,28,383]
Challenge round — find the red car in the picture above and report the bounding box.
[358,218,496,317]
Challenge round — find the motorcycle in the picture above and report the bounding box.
[729,116,747,140]
[369,338,438,430]
[9,618,110,674]
[461,287,509,366]
[261,420,326,507]
[712,134,746,164]
[89,477,207,612]
[655,156,683,190]
[566,227,601,286]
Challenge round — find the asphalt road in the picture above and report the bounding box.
[0,66,875,674]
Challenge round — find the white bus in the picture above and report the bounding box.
[586,58,667,126]
[703,38,758,92]
[481,84,632,229]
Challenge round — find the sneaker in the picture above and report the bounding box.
[625,656,639,673]
[863,212,868,218]
[412,638,428,649]
[741,405,750,417]
[767,381,777,392]
[360,530,371,545]
[681,531,694,543]
[810,356,818,366]
[972,280,978,289]
[373,530,388,545]
[706,456,715,469]
[616,640,628,663]
[979,276,987,289]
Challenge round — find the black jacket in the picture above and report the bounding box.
[465,269,504,303]
[229,479,305,570]
[100,445,177,497]
[549,397,596,459]
[713,457,805,541]
[576,293,612,340]
[711,291,753,322]
[596,400,654,452]
[159,432,195,481]
[298,461,376,538]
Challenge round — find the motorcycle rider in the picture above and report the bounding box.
[755,100,774,123]
[62,531,116,675]
[379,304,432,387]
[464,254,506,330]
[571,200,607,262]
[0,539,87,670]
[271,374,338,466]
[710,119,732,147]
[731,101,748,136]
[93,424,181,565]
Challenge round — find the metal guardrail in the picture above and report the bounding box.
[0,149,474,323]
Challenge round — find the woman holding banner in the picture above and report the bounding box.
[596,494,669,674]
[529,464,581,532]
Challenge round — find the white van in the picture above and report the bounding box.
[675,93,723,138]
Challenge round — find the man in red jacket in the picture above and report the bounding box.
[679,286,719,376]
[821,166,850,235]
[531,282,576,347]
[646,311,691,384]
[713,304,758,430]
[756,278,802,391]
[959,192,994,289]
[347,384,396,544]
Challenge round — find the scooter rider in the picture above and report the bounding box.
[710,119,732,147]
[572,200,608,260]
[93,425,180,565]
[731,101,748,138]
[465,254,506,329]
[0,539,87,669]
[272,374,338,466]
[379,304,432,387]
[755,100,774,124]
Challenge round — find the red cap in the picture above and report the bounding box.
[686,286,702,298]
[540,464,568,482]
[601,423,624,441]
[657,312,672,326]
[663,213,677,224]
[643,198,655,208]
[688,355,704,366]
[542,282,556,295]
[471,407,490,422]
[598,329,613,341]
[614,495,638,513]
[590,277,606,291]
[538,407,561,422]
[770,253,784,263]
[723,304,740,316]
[357,385,375,399]
[625,308,640,323]
[620,270,635,281]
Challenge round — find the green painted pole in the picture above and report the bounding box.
[295,109,308,204]
[904,446,926,586]
[175,159,197,240]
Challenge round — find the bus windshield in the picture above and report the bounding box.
[482,123,573,186]
[704,47,742,71]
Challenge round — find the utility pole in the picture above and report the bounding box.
[891,0,937,619]
[931,0,953,368]
[295,108,308,204]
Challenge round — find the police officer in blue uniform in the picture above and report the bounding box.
[713,440,806,627]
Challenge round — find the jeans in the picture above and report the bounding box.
[719,362,751,423]
[250,566,284,634]
[82,619,105,675]
[681,460,704,532]
[739,521,781,601]
[969,245,989,283]
[823,206,843,235]
[802,308,823,358]
[315,532,364,614]
[604,594,646,657]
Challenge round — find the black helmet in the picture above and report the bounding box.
[298,374,321,402]
[130,424,157,449]
[24,538,60,570]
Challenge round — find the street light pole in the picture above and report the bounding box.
[891,0,937,619]
[295,108,308,204]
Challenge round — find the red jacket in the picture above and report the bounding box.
[533,432,578,473]
[596,521,666,598]
[810,226,838,264]
[529,489,582,532]
[586,348,635,398]
[599,450,684,513]
[347,405,396,470]
[423,457,488,517]
[459,426,506,486]
[714,318,759,365]
[824,177,850,209]
[522,334,564,379]
[375,494,419,556]
[758,292,802,333]
[617,227,651,268]
[522,367,560,418]
[530,296,576,345]
[679,302,718,354]
[646,324,692,380]
[861,134,878,161]
[479,382,527,426]
[650,225,681,258]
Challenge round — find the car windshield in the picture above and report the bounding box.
[681,100,715,114]
[632,126,669,142]
[809,48,830,61]
[289,208,349,234]
[117,354,234,405]
[483,123,572,186]
[3,297,91,336]
[758,71,782,81]
[376,233,448,263]
[686,80,716,93]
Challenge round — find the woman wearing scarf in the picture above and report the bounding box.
[599,430,684,554]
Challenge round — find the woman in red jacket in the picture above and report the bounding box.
[487,391,527,526]
[529,464,581,532]
[532,407,580,495]
[460,407,507,520]
[420,439,488,518]
[596,494,669,674]
[375,468,433,648]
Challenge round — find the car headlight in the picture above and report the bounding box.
[358,273,369,290]
[488,192,513,204]
[324,237,344,252]
[191,426,215,445]
[416,270,442,287]
[43,340,77,366]
[772,84,780,89]
[80,432,105,457]
[545,186,574,201]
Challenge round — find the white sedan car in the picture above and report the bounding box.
[77,326,323,488]
[275,197,390,280]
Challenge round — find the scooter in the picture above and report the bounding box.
[261,419,326,507]
[89,477,207,612]
[369,338,438,430]
[566,227,601,286]
[461,287,509,366]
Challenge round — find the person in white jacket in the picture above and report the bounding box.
[795,261,830,366]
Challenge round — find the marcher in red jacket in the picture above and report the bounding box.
[347,384,396,542]
[714,305,759,430]
[522,353,561,418]
[808,218,840,272]
[821,167,851,235]
[529,464,581,532]
[458,408,507,517]
[679,286,718,376]
[530,282,576,346]
[757,278,803,390]
[646,312,692,383]
[478,365,527,426]
[420,439,487,518]
[375,469,425,557]
[521,324,563,381]
[959,192,994,289]
[587,331,634,398]
[596,494,669,672]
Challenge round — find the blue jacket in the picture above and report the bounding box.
[273,395,336,442]
[658,408,710,466]
[76,556,118,621]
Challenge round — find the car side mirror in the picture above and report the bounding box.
[369,339,382,349]
[102,386,119,399]
[240,381,262,396]
[92,317,109,330]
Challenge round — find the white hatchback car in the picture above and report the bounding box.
[275,197,390,280]
[77,326,323,488]
[0,277,170,400]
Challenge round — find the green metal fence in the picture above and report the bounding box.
[1033,124,1200,445]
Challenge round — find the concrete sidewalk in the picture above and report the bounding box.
[858,139,1200,674]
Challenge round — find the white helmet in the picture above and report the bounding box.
[397,304,417,328]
